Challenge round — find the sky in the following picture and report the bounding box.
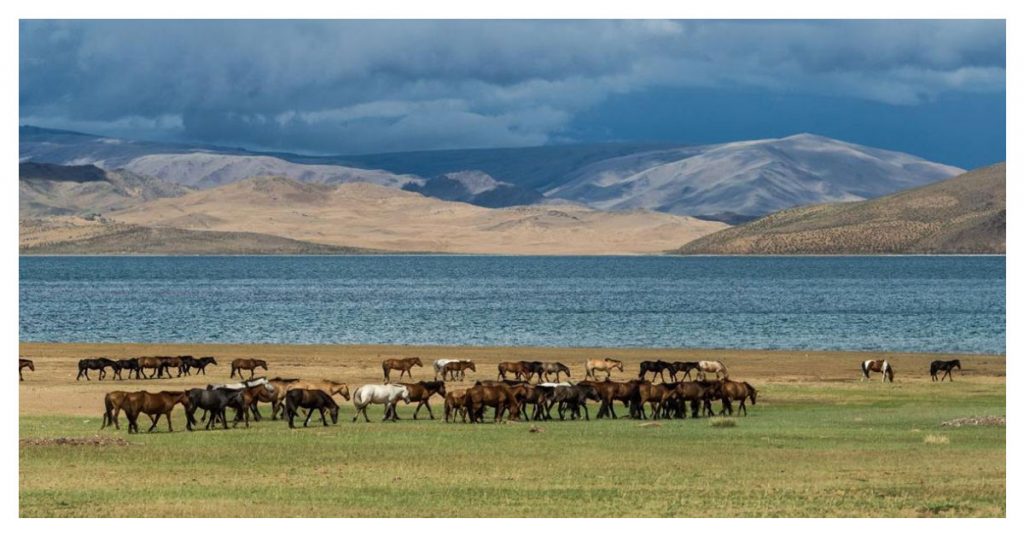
[20,20,1005,169]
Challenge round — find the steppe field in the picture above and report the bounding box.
[18,343,1006,517]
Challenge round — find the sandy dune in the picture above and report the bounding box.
[105,176,728,254]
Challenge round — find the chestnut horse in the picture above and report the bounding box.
[497,361,531,381]
[584,358,624,381]
[137,356,163,379]
[444,389,469,423]
[101,390,130,429]
[121,391,190,433]
[861,359,894,382]
[465,383,520,423]
[719,380,757,416]
[230,358,268,379]
[581,379,640,419]
[19,358,34,381]
[382,357,422,382]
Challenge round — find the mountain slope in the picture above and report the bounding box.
[20,163,192,217]
[549,134,963,219]
[102,176,728,254]
[20,217,373,255]
[674,163,1005,254]
[402,170,544,207]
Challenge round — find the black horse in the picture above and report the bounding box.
[930,359,962,382]
[286,389,340,428]
[76,358,120,381]
[185,388,246,430]
[671,361,701,381]
[638,360,676,382]
[114,358,141,380]
[180,356,218,376]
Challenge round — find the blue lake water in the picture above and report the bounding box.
[19,255,1005,354]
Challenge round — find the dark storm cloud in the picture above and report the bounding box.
[19,20,1005,154]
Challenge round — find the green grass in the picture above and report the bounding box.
[19,381,1005,517]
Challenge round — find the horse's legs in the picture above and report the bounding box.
[303,407,314,427]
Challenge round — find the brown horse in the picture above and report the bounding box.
[465,383,520,423]
[137,356,163,379]
[230,358,268,379]
[497,361,530,381]
[285,389,340,428]
[444,389,469,423]
[382,357,423,382]
[121,391,190,433]
[580,379,640,419]
[393,381,447,420]
[720,380,757,416]
[634,381,679,419]
[441,360,476,381]
[540,362,571,382]
[584,358,624,380]
[101,390,129,429]
[667,381,721,418]
[19,358,34,381]
[158,356,183,378]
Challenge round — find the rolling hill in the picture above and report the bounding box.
[20,162,191,217]
[673,163,1005,255]
[100,176,728,254]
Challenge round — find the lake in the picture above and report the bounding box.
[19,255,1005,354]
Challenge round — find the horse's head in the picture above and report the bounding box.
[207,357,218,365]
[400,386,411,403]
[746,383,757,405]
[337,383,351,401]
[466,361,476,372]
[412,357,423,367]
[258,360,268,370]
[954,360,962,370]
[329,404,340,424]
[435,382,447,397]
[27,361,35,371]
[613,360,624,372]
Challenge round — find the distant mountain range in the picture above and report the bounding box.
[20,126,963,221]
[675,163,1005,255]
[20,162,191,217]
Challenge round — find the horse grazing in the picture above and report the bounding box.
[444,389,469,423]
[861,359,894,382]
[671,361,700,381]
[930,359,961,382]
[286,389,340,428]
[719,380,757,416]
[393,381,447,420]
[180,356,217,376]
[539,362,571,382]
[185,387,246,431]
[351,384,410,422]
[230,358,268,379]
[121,391,190,433]
[101,391,130,429]
[584,358,624,380]
[382,357,422,382]
[19,358,34,381]
[497,361,531,381]
[441,360,476,381]
[638,360,676,382]
[697,360,729,380]
[77,358,119,381]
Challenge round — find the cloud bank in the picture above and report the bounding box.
[20,20,1005,154]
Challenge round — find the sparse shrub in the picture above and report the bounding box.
[924,434,950,445]
[709,417,737,428]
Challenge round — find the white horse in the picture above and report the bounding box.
[697,360,729,381]
[861,360,894,382]
[433,359,456,380]
[538,382,572,388]
[352,384,411,422]
[207,377,270,390]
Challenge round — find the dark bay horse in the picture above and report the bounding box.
[394,381,447,420]
[181,356,217,376]
[465,383,520,423]
[930,359,962,382]
[382,357,422,382]
[114,358,141,380]
[77,358,119,381]
[101,391,130,429]
[672,361,700,381]
[582,379,640,419]
[185,388,246,431]
[286,389,340,428]
[19,358,34,381]
[638,360,676,382]
[230,358,268,379]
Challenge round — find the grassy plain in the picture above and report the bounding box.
[18,343,1005,517]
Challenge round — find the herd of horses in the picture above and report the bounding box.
[19,354,969,433]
